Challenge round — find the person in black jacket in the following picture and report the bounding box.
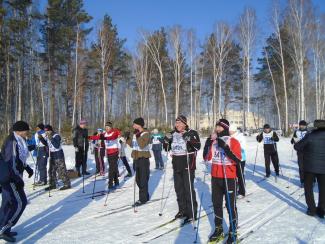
[0,121,34,242]
[291,120,308,186]
[256,124,280,178]
[294,120,325,219]
[73,120,90,176]
[163,115,201,224]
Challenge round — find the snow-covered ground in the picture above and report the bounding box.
[1,136,325,243]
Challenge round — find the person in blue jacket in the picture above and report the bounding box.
[0,121,34,242]
[151,129,164,169]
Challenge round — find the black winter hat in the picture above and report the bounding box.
[216,119,230,131]
[105,121,113,127]
[299,120,307,126]
[263,124,271,129]
[44,125,53,131]
[176,115,187,125]
[37,123,45,130]
[13,121,30,131]
[133,117,145,127]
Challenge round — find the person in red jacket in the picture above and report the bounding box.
[203,119,241,244]
[89,122,121,189]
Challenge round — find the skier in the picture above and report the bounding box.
[126,117,151,206]
[73,119,90,177]
[119,133,133,177]
[256,124,280,178]
[294,119,325,219]
[229,124,246,196]
[0,121,34,242]
[91,129,106,175]
[102,122,121,189]
[41,125,71,191]
[203,119,242,243]
[291,120,308,186]
[163,115,200,223]
[33,123,49,186]
[151,128,164,170]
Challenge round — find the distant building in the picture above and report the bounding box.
[198,110,265,129]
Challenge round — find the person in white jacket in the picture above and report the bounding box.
[229,124,246,196]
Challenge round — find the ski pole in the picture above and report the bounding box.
[238,161,246,194]
[252,143,259,175]
[221,156,237,244]
[133,166,138,213]
[29,149,38,190]
[104,165,110,206]
[194,167,208,243]
[186,150,196,229]
[159,147,169,216]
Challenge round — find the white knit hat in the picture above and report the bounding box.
[229,124,238,132]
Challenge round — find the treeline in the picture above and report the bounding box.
[0,0,324,139]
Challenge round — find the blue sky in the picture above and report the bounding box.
[83,0,325,52]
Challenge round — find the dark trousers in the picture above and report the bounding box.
[297,152,304,183]
[107,154,119,186]
[264,150,279,176]
[0,183,27,235]
[304,172,325,213]
[94,148,105,174]
[173,169,198,218]
[49,157,71,187]
[120,156,132,175]
[236,161,246,196]
[153,150,164,168]
[134,158,150,203]
[212,177,237,233]
[75,147,88,173]
[36,147,48,183]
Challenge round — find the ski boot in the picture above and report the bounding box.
[208,227,223,243]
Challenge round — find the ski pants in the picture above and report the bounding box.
[107,154,119,186]
[297,151,304,184]
[36,147,48,183]
[49,157,71,188]
[264,150,279,176]
[211,177,237,233]
[153,150,164,169]
[120,156,132,175]
[134,157,150,203]
[304,172,325,213]
[0,183,27,235]
[94,148,105,174]
[75,147,88,173]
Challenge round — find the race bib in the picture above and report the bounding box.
[171,133,187,155]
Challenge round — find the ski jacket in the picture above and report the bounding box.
[73,126,89,150]
[126,130,151,160]
[151,133,164,151]
[294,129,325,174]
[256,131,279,152]
[204,136,241,179]
[231,131,247,161]
[89,129,120,156]
[291,129,308,145]
[163,128,200,171]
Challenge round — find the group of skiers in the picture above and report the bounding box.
[1,116,324,243]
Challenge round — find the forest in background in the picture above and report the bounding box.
[1,0,325,142]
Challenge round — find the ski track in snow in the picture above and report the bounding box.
[1,136,325,243]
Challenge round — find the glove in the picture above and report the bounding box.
[119,139,123,144]
[217,138,227,149]
[124,131,130,138]
[182,132,191,142]
[100,133,105,140]
[134,129,141,138]
[28,144,36,151]
[75,147,79,152]
[25,165,34,178]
